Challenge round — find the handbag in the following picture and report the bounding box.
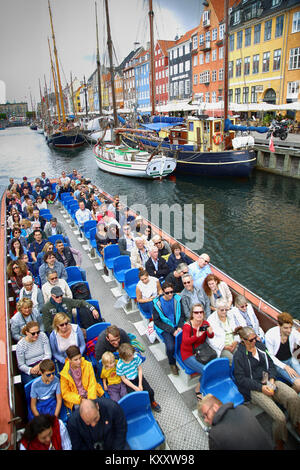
[189,322,217,365]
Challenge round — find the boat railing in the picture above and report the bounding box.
[1,189,19,449]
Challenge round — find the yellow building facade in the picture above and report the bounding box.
[228,1,300,118]
[283,6,300,119]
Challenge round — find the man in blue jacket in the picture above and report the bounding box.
[67,397,129,450]
[153,281,184,375]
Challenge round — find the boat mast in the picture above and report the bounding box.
[149,0,156,116]
[224,0,229,123]
[48,0,66,124]
[44,74,51,125]
[48,37,61,123]
[83,75,89,119]
[95,1,103,115]
[70,72,77,118]
[104,0,118,129]
[39,79,45,122]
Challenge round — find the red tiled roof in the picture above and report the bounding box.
[156,39,176,56]
[209,0,241,22]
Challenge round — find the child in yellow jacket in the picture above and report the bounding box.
[60,345,104,410]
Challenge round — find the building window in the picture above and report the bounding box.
[251,86,257,103]
[193,74,198,85]
[205,31,211,42]
[236,58,242,77]
[237,30,243,49]
[212,28,218,41]
[271,0,281,6]
[233,10,240,24]
[275,15,284,37]
[289,48,300,70]
[245,28,251,46]
[205,92,210,103]
[228,61,233,78]
[205,52,210,63]
[254,24,261,44]
[273,49,281,71]
[264,20,272,41]
[244,56,250,75]
[179,62,184,73]
[253,54,259,74]
[235,88,241,103]
[192,35,198,49]
[212,70,217,82]
[219,68,224,81]
[228,89,233,102]
[199,34,204,45]
[219,46,224,59]
[185,79,190,95]
[219,24,225,40]
[179,80,184,97]
[229,34,234,51]
[262,51,270,72]
[212,91,217,103]
[193,55,198,66]
[212,49,217,61]
[243,87,249,103]
[287,81,299,97]
[199,53,204,65]
[292,12,300,33]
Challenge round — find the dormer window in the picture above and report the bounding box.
[233,10,240,24]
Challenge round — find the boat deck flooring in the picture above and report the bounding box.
[51,201,300,451]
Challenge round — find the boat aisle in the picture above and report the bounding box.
[52,203,209,450]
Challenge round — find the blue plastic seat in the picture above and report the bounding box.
[86,299,102,320]
[103,244,121,270]
[83,220,97,239]
[59,192,72,202]
[89,227,97,249]
[118,392,165,450]
[124,268,139,299]
[39,209,52,216]
[86,321,111,343]
[200,358,244,407]
[65,266,85,284]
[42,213,53,221]
[24,378,70,424]
[48,234,67,246]
[174,330,199,376]
[113,255,131,283]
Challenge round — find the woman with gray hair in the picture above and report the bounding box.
[231,294,264,340]
[207,299,239,364]
[19,275,44,312]
[233,325,300,449]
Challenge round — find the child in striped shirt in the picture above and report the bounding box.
[116,343,161,412]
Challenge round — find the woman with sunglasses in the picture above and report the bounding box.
[233,325,300,450]
[10,298,44,342]
[49,313,85,371]
[16,321,51,385]
[180,303,214,400]
[231,294,264,341]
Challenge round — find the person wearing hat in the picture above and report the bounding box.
[41,286,101,334]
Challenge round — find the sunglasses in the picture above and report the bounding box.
[247,336,257,343]
[50,277,58,280]
[183,281,191,285]
[239,304,247,308]
[59,322,68,327]
[54,295,63,298]
[164,290,174,294]
[45,372,55,378]
[193,310,204,314]
[30,330,40,336]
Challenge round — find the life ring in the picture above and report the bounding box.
[213,133,223,145]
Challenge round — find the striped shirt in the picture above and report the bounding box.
[16,332,52,375]
[116,353,142,380]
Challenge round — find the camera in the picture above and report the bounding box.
[199,324,208,332]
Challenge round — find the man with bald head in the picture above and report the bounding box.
[67,398,129,450]
[188,253,212,290]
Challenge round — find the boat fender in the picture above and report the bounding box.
[213,133,223,145]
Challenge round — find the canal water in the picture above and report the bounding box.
[1,126,299,319]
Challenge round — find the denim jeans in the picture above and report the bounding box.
[161,331,176,365]
[275,357,300,385]
[183,354,205,375]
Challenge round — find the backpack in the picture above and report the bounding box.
[70,282,91,300]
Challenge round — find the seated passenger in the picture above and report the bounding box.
[181,273,211,319]
[60,345,104,411]
[20,414,72,450]
[7,259,29,296]
[44,217,67,239]
[75,200,92,230]
[101,351,127,402]
[95,222,110,256]
[233,326,300,450]
[8,226,28,251]
[16,321,51,384]
[95,325,131,362]
[118,224,135,255]
[207,299,239,364]
[19,275,44,312]
[29,208,46,231]
[29,229,48,264]
[117,343,161,412]
[36,242,55,271]
[167,242,193,272]
[265,312,300,393]
[231,294,264,340]
[130,238,149,269]
[8,237,27,261]
[39,251,67,286]
[188,253,212,290]
[106,222,119,244]
[42,269,73,303]
[55,240,82,268]
[49,313,85,370]
[145,246,170,283]
[152,282,184,375]
[164,262,188,293]
[29,359,62,419]
[180,304,214,400]
[136,269,162,317]
[10,298,44,342]
[42,286,101,334]
[202,274,233,312]
[151,235,171,259]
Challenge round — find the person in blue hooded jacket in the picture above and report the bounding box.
[152,282,185,376]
